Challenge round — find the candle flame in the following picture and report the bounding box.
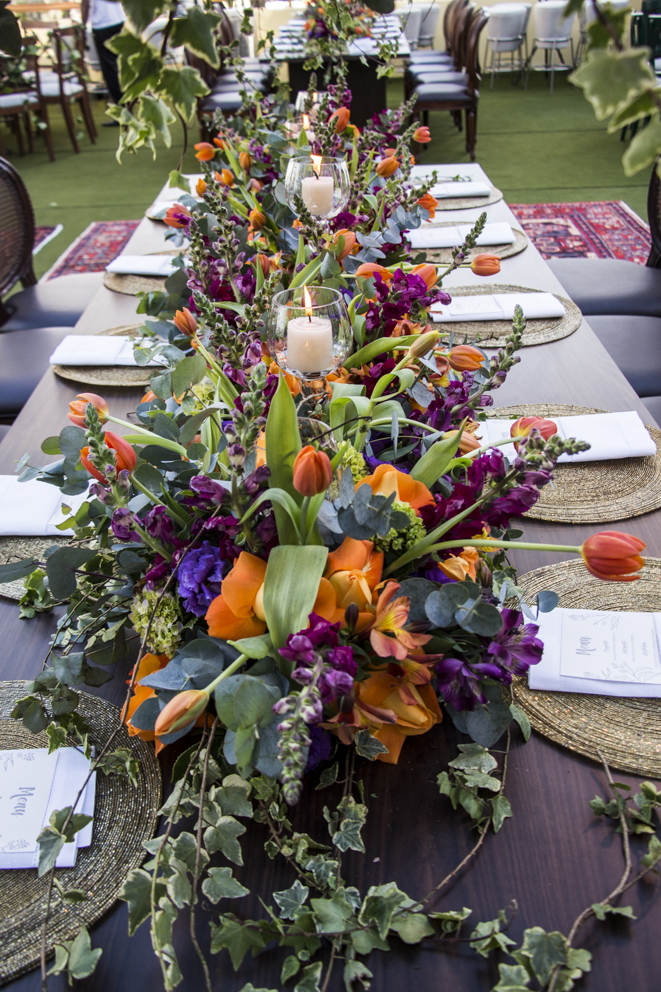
[311,154,322,177]
[303,286,313,317]
[302,113,311,129]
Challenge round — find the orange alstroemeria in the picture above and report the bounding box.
[324,537,384,619]
[124,653,169,742]
[215,169,235,187]
[194,142,215,161]
[369,581,431,661]
[438,547,480,581]
[416,191,438,218]
[359,464,434,515]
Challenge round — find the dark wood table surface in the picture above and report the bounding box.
[1,175,660,992]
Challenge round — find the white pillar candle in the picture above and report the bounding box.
[301,175,334,215]
[287,315,333,373]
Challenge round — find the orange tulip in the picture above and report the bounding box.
[580,531,646,582]
[125,653,169,742]
[249,178,263,193]
[141,390,157,404]
[471,253,501,276]
[174,307,197,337]
[249,207,266,230]
[81,431,136,482]
[333,228,357,260]
[510,416,558,442]
[413,126,431,143]
[163,204,191,229]
[438,547,480,581]
[376,156,399,178]
[406,329,440,360]
[325,536,383,615]
[442,428,482,455]
[355,262,394,282]
[409,262,437,289]
[359,464,434,514]
[329,106,350,132]
[155,689,210,736]
[292,445,333,497]
[194,142,216,161]
[239,151,253,172]
[416,191,438,218]
[448,344,484,372]
[256,253,271,278]
[215,169,235,187]
[68,391,108,427]
[196,178,207,196]
[213,136,227,149]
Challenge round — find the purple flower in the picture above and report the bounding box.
[177,540,226,616]
[487,608,543,675]
[111,508,140,543]
[143,505,175,544]
[280,615,357,714]
[305,725,332,771]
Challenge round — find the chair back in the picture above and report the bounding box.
[464,5,488,90]
[397,6,424,46]
[443,0,470,54]
[0,157,36,320]
[487,5,529,43]
[51,25,86,82]
[419,3,440,46]
[451,1,475,67]
[534,1,575,42]
[647,161,661,268]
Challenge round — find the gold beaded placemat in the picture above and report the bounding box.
[425,226,528,265]
[513,558,661,777]
[440,283,582,348]
[103,272,166,296]
[0,537,69,601]
[52,325,152,388]
[434,186,503,210]
[0,682,161,985]
[486,404,661,523]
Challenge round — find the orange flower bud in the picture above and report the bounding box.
[333,228,357,260]
[239,151,253,172]
[174,307,197,337]
[416,192,438,219]
[355,262,394,282]
[194,142,215,162]
[413,125,431,143]
[141,390,157,404]
[215,169,235,187]
[163,204,191,229]
[196,178,207,196]
[330,106,350,132]
[384,147,397,157]
[249,178,263,193]
[81,431,136,482]
[409,262,437,290]
[375,156,399,178]
[448,344,484,372]
[510,416,558,442]
[213,136,227,149]
[249,207,266,230]
[292,445,333,497]
[580,531,646,582]
[444,428,481,454]
[256,253,271,278]
[155,689,210,736]
[471,253,501,276]
[68,392,109,427]
[407,329,439,360]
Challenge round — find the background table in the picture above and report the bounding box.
[1,167,659,992]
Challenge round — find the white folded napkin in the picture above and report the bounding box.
[0,476,90,537]
[431,292,565,323]
[477,411,656,463]
[430,181,492,199]
[0,747,95,868]
[529,608,661,698]
[158,175,204,202]
[49,335,163,368]
[106,254,176,277]
[408,222,515,250]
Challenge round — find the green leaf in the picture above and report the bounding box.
[158,66,209,120]
[389,911,434,944]
[67,927,102,979]
[172,352,207,397]
[315,762,339,789]
[493,963,531,991]
[592,902,636,920]
[45,547,96,600]
[354,729,389,760]
[310,891,355,933]
[359,882,408,939]
[228,633,274,659]
[343,960,373,991]
[490,794,513,833]
[202,867,250,903]
[449,743,498,774]
[138,94,174,148]
[216,774,253,817]
[510,703,531,742]
[0,3,22,57]
[517,927,567,985]
[46,723,67,754]
[294,962,323,992]
[120,868,163,935]
[209,916,267,969]
[348,334,419,369]
[350,927,390,955]
[410,430,464,488]
[0,558,39,582]
[262,545,328,654]
[265,375,303,544]
[204,815,246,865]
[608,87,661,132]
[274,880,309,920]
[623,115,661,177]
[170,8,221,67]
[37,826,65,876]
[12,696,49,733]
[281,955,300,983]
[123,0,166,33]
[571,49,656,121]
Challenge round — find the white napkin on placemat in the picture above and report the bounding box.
[408,222,515,250]
[429,181,492,199]
[477,411,657,463]
[49,335,162,368]
[0,476,90,536]
[529,607,661,697]
[106,254,176,277]
[431,292,565,323]
[0,747,96,868]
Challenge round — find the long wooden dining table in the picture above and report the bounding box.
[1,164,660,992]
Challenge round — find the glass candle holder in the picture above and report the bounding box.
[284,155,350,220]
[294,89,327,119]
[268,285,351,381]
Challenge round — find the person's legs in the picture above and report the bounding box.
[92,23,122,106]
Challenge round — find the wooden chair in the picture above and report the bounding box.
[0,154,37,325]
[40,25,97,153]
[0,34,54,160]
[411,6,488,160]
[443,0,471,59]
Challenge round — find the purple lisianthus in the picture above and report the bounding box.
[177,540,226,616]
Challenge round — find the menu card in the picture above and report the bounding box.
[530,608,661,697]
[0,747,95,868]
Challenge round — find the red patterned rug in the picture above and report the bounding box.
[509,200,651,265]
[44,220,140,280]
[33,224,62,254]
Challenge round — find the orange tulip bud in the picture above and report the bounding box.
[413,126,431,143]
[249,178,263,193]
[471,253,501,276]
[174,307,197,337]
[196,178,207,196]
[213,136,227,149]
[510,416,558,442]
[330,106,350,132]
[141,390,157,404]
[256,253,271,278]
[194,142,215,162]
[249,207,266,230]
[163,205,191,229]
[215,169,235,187]
[448,344,484,372]
[580,531,646,582]
[68,392,109,428]
[239,151,253,172]
[292,445,333,497]
[444,428,481,454]
[375,156,399,177]
[409,262,437,290]
[333,228,357,260]
[407,329,439,360]
[155,689,210,736]
[416,192,438,219]
[80,431,136,482]
[384,147,397,157]
[355,262,394,282]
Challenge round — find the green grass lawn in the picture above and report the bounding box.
[4,73,650,281]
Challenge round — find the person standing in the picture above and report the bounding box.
[81,0,125,116]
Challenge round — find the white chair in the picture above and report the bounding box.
[395,6,424,49]
[530,0,577,92]
[485,3,532,89]
[576,0,629,63]
[418,2,440,48]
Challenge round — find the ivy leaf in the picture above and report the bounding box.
[310,891,355,934]
[515,927,567,985]
[66,927,102,980]
[343,960,373,991]
[123,0,167,33]
[158,66,209,120]
[510,703,531,742]
[355,729,389,760]
[389,911,434,944]
[490,794,513,833]
[170,8,221,67]
[493,963,531,991]
[281,955,300,983]
[315,762,339,790]
[46,723,67,754]
[623,115,661,177]
[138,94,174,148]
[571,49,656,120]
[202,867,250,903]
[204,815,246,865]
[37,826,65,876]
[591,902,636,921]
[216,775,253,817]
[273,879,309,920]
[294,961,323,992]
[120,868,165,935]
[209,916,267,969]
[359,882,408,940]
